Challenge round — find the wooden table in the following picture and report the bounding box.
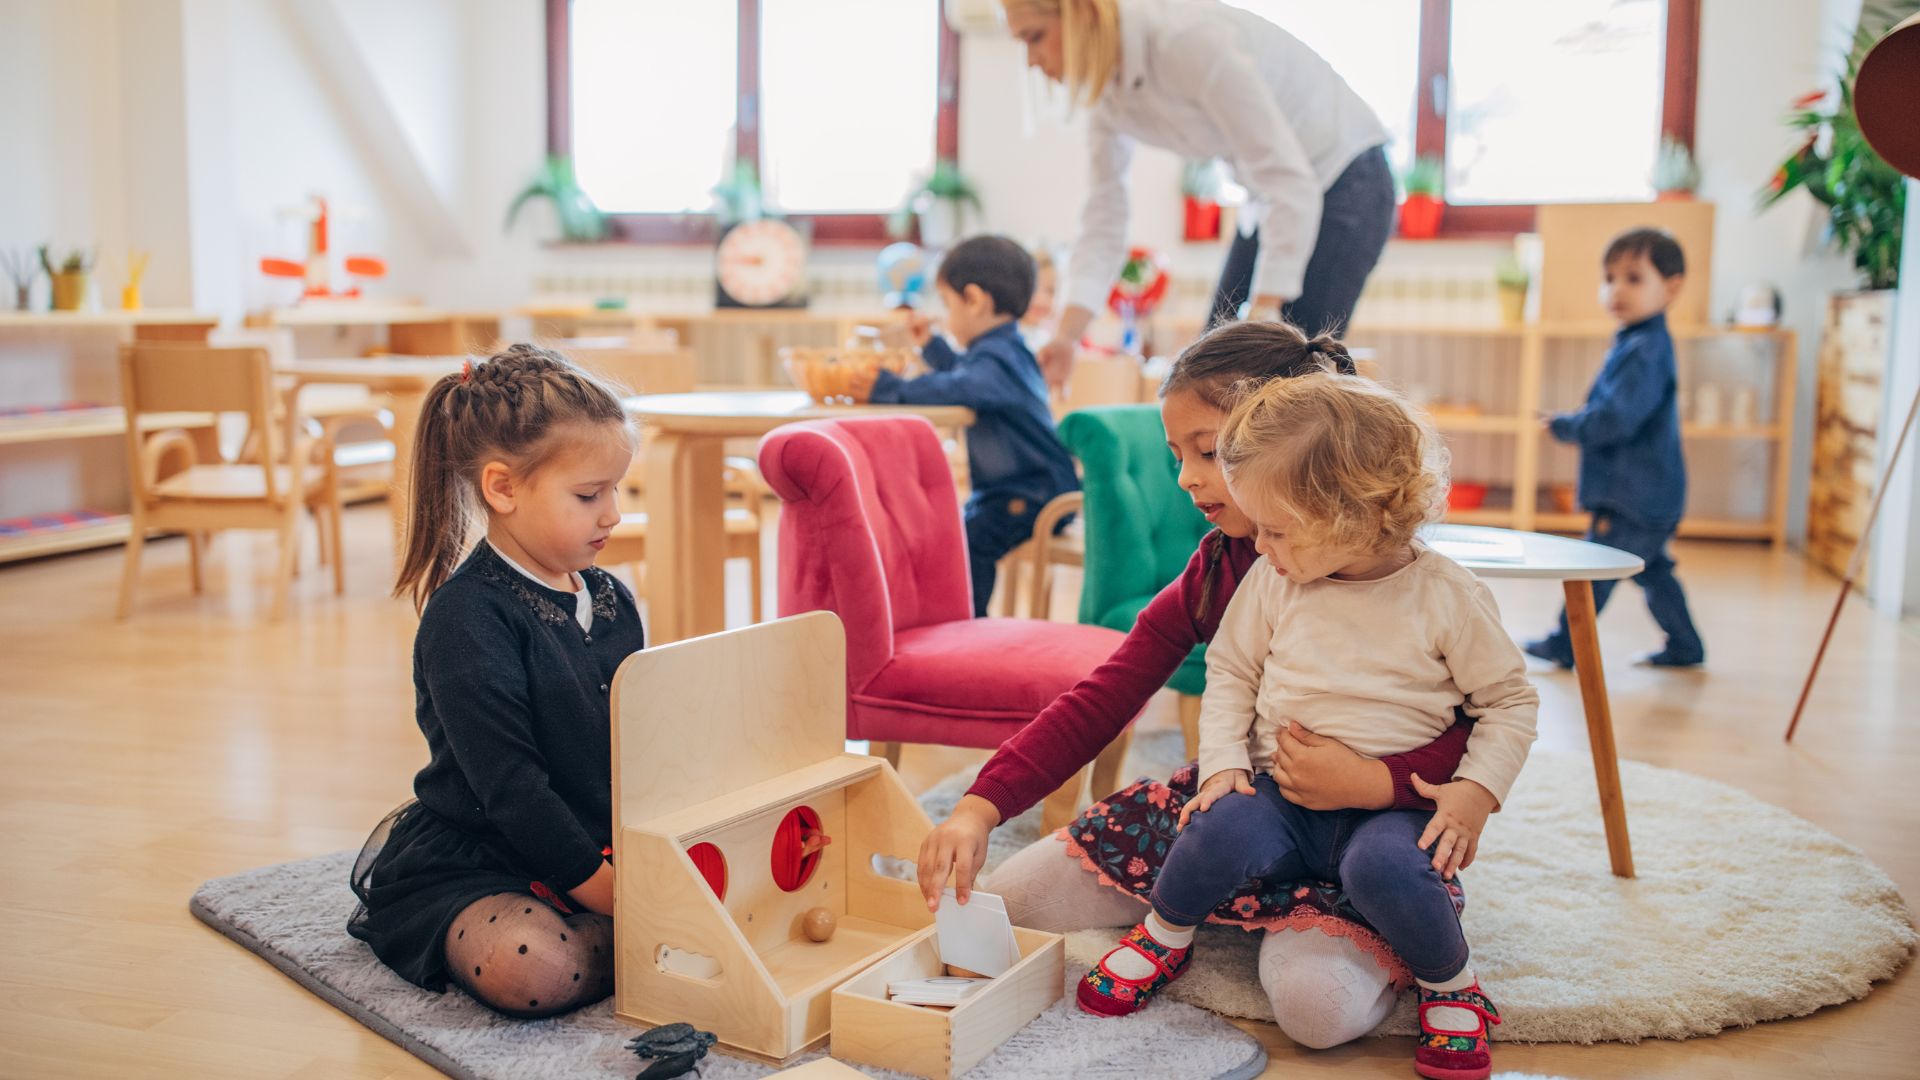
[1425,523,1644,877]
[276,357,464,541]
[626,391,975,644]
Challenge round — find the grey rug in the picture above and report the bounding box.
[189,741,1267,1080]
[926,730,1918,1044]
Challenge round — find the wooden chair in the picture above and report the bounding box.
[117,343,343,621]
[992,491,1084,620]
[595,467,768,622]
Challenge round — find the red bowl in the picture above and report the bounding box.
[1447,482,1488,511]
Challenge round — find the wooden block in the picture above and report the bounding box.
[768,1058,870,1078]
[830,925,1065,1080]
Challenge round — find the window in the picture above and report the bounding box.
[1224,0,1699,232]
[550,0,957,243]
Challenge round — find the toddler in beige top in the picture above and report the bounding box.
[1076,365,1534,1080]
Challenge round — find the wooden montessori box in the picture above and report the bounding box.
[610,612,1065,1075]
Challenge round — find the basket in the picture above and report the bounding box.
[780,346,916,404]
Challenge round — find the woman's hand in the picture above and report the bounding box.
[1410,774,1498,880]
[567,859,617,916]
[917,794,1001,912]
[1270,725,1394,811]
[1245,293,1289,322]
[1036,337,1077,390]
[1179,768,1255,830]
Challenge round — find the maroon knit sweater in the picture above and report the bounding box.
[967,532,1474,821]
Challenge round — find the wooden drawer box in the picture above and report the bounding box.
[830,924,1064,1080]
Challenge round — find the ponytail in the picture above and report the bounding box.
[392,343,633,613]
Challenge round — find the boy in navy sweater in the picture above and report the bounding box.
[1526,228,1705,668]
[853,235,1079,616]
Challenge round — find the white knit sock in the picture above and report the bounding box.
[1103,912,1195,981]
[1416,964,1480,1034]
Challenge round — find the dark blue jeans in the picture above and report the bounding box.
[965,493,1061,617]
[1208,144,1397,335]
[1152,774,1469,983]
[1537,510,1704,663]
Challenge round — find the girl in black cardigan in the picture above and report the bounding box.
[348,344,644,1018]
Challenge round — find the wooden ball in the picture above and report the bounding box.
[802,906,837,943]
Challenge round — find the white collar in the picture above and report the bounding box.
[1115,0,1153,94]
[490,543,593,633]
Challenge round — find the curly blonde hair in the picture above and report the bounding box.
[1217,369,1450,557]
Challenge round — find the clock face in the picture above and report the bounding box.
[716,219,806,307]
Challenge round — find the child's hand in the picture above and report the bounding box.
[905,311,935,347]
[1269,725,1394,811]
[1538,411,1561,436]
[847,364,881,403]
[1410,774,1498,879]
[1179,768,1255,830]
[567,858,617,916]
[916,794,1000,911]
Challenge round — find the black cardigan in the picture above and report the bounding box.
[408,542,646,891]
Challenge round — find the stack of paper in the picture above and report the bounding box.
[886,975,989,1007]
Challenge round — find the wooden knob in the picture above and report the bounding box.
[802,906,838,943]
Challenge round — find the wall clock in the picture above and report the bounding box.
[715,218,808,309]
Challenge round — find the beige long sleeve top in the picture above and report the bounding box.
[1198,544,1539,806]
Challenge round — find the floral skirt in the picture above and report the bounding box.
[1059,763,1466,988]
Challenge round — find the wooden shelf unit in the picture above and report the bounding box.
[1,310,220,563]
[1341,321,1797,544]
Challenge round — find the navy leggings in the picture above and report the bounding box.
[1208,144,1397,335]
[1152,774,1469,983]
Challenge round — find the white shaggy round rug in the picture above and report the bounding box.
[923,733,1917,1044]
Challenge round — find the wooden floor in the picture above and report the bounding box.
[1,502,1915,1079]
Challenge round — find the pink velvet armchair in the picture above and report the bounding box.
[758,414,1135,831]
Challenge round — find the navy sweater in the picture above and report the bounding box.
[408,542,646,891]
[1549,312,1687,528]
[869,321,1080,508]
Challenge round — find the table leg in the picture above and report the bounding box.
[1563,580,1635,878]
[644,431,726,644]
[385,389,429,548]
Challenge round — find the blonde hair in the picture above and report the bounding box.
[1004,0,1121,107]
[393,343,636,613]
[1217,370,1450,557]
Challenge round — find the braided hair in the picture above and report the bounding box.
[393,343,635,613]
[1158,320,1357,622]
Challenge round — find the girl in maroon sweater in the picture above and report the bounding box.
[917,321,1475,1048]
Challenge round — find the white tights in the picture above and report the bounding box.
[983,835,1397,1049]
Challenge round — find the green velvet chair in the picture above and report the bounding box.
[1056,405,1214,758]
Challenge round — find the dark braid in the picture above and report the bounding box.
[393,343,634,613]
[1163,320,1353,622]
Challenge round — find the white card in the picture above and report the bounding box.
[935,888,1021,978]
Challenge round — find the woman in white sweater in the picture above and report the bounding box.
[1003,0,1397,383]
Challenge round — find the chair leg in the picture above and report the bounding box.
[872,742,903,770]
[117,519,147,620]
[270,514,299,620]
[185,527,204,595]
[1178,694,1202,763]
[1088,723,1135,805]
[747,543,764,623]
[327,498,345,596]
[1040,766,1091,835]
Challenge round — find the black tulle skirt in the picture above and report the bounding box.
[347,801,557,989]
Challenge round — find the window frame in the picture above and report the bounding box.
[1413,0,1701,236]
[546,0,959,246]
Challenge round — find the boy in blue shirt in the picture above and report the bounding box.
[853,235,1079,617]
[1526,228,1705,668]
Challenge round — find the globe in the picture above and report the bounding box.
[877,242,927,308]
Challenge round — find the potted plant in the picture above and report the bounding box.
[37,246,95,311]
[504,154,608,243]
[1494,256,1530,325]
[1399,156,1445,239]
[1653,136,1701,200]
[891,158,982,248]
[1767,28,1907,579]
[711,157,765,227]
[1181,158,1224,242]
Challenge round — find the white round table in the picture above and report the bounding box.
[1423,523,1643,878]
